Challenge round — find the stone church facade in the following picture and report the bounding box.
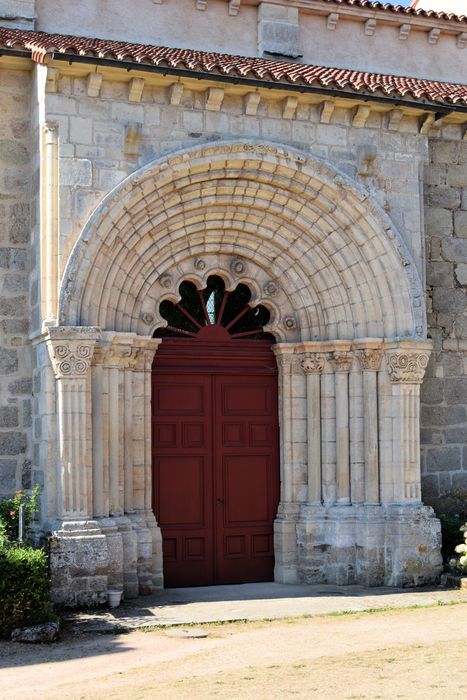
[0,0,466,606]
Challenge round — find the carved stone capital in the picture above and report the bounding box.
[331,351,353,372]
[356,348,383,371]
[301,353,325,374]
[107,344,138,369]
[133,338,161,371]
[47,327,100,379]
[385,350,430,384]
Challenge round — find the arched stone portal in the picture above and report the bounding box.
[42,141,441,605]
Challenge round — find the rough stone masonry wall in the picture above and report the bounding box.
[421,137,467,499]
[0,67,33,497]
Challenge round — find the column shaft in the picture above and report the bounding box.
[335,371,350,504]
[363,370,379,504]
[306,372,321,503]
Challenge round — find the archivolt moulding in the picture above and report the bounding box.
[58,139,425,342]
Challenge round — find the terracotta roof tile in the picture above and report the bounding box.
[0,27,466,108]
[316,0,467,24]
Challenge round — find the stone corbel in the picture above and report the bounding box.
[229,0,241,15]
[327,13,339,31]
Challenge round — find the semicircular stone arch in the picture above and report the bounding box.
[58,140,425,341]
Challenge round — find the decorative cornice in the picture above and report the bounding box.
[385,350,430,384]
[1,28,466,110]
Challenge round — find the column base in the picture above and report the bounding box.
[49,520,109,608]
[295,504,442,587]
[128,511,164,594]
[49,512,164,608]
[274,502,300,584]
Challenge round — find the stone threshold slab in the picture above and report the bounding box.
[63,582,467,634]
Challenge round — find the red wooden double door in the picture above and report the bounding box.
[152,340,279,587]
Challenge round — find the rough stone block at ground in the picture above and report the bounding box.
[441,237,467,264]
[425,446,462,473]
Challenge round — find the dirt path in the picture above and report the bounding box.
[1,604,466,699]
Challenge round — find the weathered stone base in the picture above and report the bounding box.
[49,521,109,608]
[49,514,163,608]
[276,504,442,587]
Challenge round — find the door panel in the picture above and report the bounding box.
[214,374,279,584]
[153,374,214,586]
[152,348,279,587]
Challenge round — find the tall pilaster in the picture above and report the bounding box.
[41,121,59,324]
[385,341,431,503]
[47,327,100,519]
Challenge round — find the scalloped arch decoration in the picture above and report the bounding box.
[58,140,425,342]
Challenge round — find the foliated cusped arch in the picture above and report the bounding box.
[58,140,425,342]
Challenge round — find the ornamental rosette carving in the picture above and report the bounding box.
[385,351,430,384]
[301,354,325,374]
[49,342,94,379]
[356,349,383,371]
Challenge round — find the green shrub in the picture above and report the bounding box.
[0,545,50,639]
